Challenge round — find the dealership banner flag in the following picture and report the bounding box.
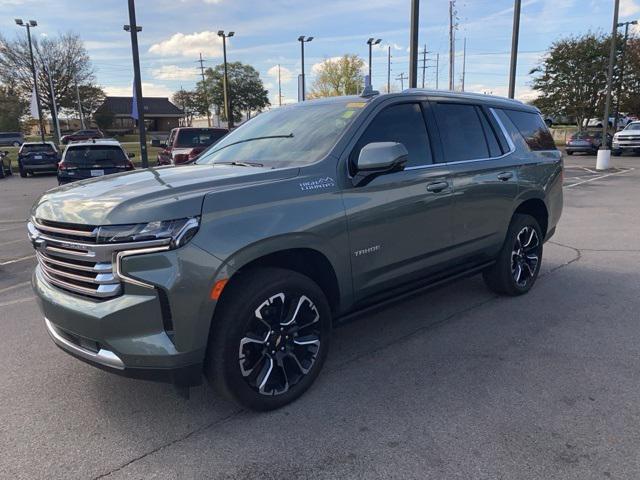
[131,81,139,120]
[29,87,39,118]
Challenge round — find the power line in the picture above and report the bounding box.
[196,53,211,127]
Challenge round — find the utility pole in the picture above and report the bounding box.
[461,38,467,92]
[436,53,440,89]
[124,0,148,168]
[74,76,85,129]
[449,0,457,91]
[596,0,620,171]
[508,0,522,98]
[387,45,391,93]
[15,19,45,143]
[613,20,638,131]
[218,31,234,128]
[298,35,314,101]
[396,73,407,90]
[278,64,282,107]
[419,44,428,88]
[408,0,419,88]
[196,53,212,127]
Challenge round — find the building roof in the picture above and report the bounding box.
[95,96,183,118]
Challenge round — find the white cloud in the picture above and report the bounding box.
[152,65,198,81]
[267,65,293,84]
[149,31,224,58]
[374,43,403,52]
[621,0,640,16]
[465,84,538,103]
[311,57,343,74]
[104,82,175,98]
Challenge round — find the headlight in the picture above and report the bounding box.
[96,217,200,248]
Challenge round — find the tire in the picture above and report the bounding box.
[19,164,27,178]
[483,214,543,296]
[205,267,332,411]
[566,151,573,155]
[612,150,622,157]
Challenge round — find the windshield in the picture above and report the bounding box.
[624,123,640,131]
[196,100,366,168]
[64,146,127,166]
[22,144,55,154]
[176,129,227,148]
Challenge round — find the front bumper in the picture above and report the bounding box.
[32,241,225,386]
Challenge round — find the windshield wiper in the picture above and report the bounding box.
[209,133,294,154]
[214,161,264,167]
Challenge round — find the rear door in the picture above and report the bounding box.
[342,100,455,301]
[64,145,130,179]
[430,101,519,263]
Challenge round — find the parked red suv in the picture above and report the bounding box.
[156,127,228,166]
[60,129,104,145]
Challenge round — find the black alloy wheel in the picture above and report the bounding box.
[511,226,541,289]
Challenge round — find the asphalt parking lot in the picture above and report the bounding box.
[1,152,639,479]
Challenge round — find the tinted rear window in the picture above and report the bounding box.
[433,103,490,162]
[64,146,127,166]
[22,144,55,153]
[176,129,227,148]
[503,110,556,151]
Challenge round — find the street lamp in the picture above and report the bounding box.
[366,38,382,87]
[613,20,638,131]
[124,0,148,168]
[298,35,313,101]
[15,18,45,144]
[218,30,234,128]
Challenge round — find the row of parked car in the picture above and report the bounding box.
[0,127,231,183]
[0,129,105,147]
[565,121,640,155]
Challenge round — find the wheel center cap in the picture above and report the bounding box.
[274,334,282,348]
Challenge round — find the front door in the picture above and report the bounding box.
[341,101,454,302]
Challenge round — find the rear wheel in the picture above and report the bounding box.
[18,163,27,178]
[483,214,543,296]
[205,267,331,411]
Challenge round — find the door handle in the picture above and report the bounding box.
[497,172,513,181]
[426,181,449,193]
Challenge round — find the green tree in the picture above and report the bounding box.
[199,62,269,123]
[172,89,205,126]
[308,55,365,99]
[530,33,623,130]
[77,84,105,117]
[0,84,26,131]
[619,37,640,115]
[93,108,114,130]
[0,32,99,116]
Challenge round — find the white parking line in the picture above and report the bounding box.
[565,168,635,188]
[0,296,35,308]
[0,255,35,266]
[0,281,31,294]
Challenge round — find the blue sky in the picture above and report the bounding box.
[3,0,640,106]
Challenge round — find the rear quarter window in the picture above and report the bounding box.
[503,109,556,151]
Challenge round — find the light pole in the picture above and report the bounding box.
[218,31,234,128]
[409,0,419,88]
[367,38,381,87]
[15,19,45,144]
[124,0,148,168]
[613,20,638,131]
[298,35,313,101]
[596,0,620,171]
[508,0,522,98]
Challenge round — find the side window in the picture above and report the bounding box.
[477,108,503,157]
[351,103,432,171]
[502,109,556,151]
[432,103,490,162]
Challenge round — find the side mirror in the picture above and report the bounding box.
[353,142,408,186]
[128,152,135,158]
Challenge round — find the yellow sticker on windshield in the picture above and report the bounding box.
[342,110,356,119]
[346,102,366,108]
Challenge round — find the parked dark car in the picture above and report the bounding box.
[60,129,104,145]
[57,139,135,185]
[156,127,229,166]
[18,142,60,177]
[566,131,612,155]
[0,151,12,178]
[0,131,25,147]
[29,90,562,411]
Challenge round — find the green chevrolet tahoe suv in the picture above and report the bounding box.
[29,90,563,411]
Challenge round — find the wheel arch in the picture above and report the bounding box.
[514,197,549,237]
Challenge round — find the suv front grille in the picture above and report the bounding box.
[28,218,170,300]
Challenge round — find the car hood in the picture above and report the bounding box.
[32,164,298,225]
[616,130,640,137]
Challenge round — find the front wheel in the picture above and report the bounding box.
[483,214,543,296]
[205,267,331,411]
